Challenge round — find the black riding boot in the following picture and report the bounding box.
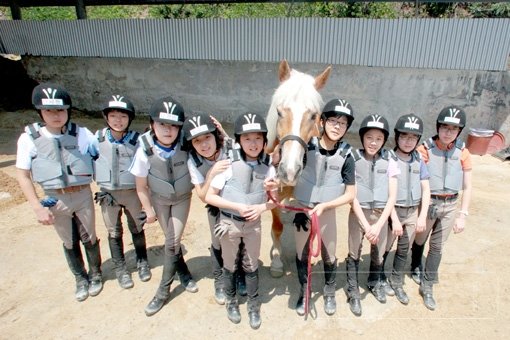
[176,248,198,293]
[346,256,362,316]
[246,269,261,329]
[381,251,394,296]
[323,259,337,316]
[132,230,151,282]
[145,253,178,316]
[367,260,386,304]
[63,243,89,302]
[235,242,247,297]
[411,241,425,285]
[224,268,241,324]
[211,246,226,304]
[84,239,103,297]
[295,256,308,316]
[108,236,134,289]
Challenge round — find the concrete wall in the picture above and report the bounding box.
[23,57,510,142]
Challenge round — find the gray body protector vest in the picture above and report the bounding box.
[189,138,235,179]
[352,148,397,209]
[94,128,139,190]
[27,122,93,189]
[423,137,464,195]
[294,137,349,206]
[140,131,192,200]
[395,150,422,207]
[220,148,271,217]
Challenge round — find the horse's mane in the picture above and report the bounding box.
[266,69,323,149]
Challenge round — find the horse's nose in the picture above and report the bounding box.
[278,163,302,186]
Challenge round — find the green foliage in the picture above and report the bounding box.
[469,3,510,18]
[6,2,510,21]
[21,7,76,21]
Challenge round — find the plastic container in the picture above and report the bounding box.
[466,128,494,156]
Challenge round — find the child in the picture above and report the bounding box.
[410,106,472,310]
[346,114,399,316]
[292,99,356,316]
[182,112,248,305]
[205,113,277,330]
[382,113,430,305]
[129,96,197,316]
[16,83,102,302]
[92,95,151,289]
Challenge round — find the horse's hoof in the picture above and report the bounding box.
[270,257,284,278]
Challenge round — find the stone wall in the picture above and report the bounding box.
[21,56,510,141]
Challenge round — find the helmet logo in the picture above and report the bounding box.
[366,114,384,129]
[189,116,209,137]
[159,101,179,122]
[334,100,351,116]
[404,116,420,130]
[108,95,128,109]
[444,108,461,125]
[41,87,64,106]
[242,113,261,131]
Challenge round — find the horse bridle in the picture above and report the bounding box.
[278,134,309,166]
[278,134,308,150]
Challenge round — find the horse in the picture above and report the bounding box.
[265,59,331,277]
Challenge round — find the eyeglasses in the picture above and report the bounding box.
[399,134,419,142]
[326,118,348,128]
[439,125,460,134]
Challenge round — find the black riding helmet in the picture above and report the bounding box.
[322,98,355,129]
[359,113,390,147]
[103,95,136,130]
[394,113,423,139]
[393,113,423,153]
[436,106,466,137]
[182,112,217,141]
[234,113,268,142]
[149,96,185,126]
[32,83,72,110]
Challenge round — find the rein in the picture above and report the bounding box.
[267,190,321,319]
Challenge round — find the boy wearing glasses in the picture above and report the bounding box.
[292,99,356,316]
[410,106,472,310]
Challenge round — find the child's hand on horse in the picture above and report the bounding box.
[270,145,281,165]
[210,115,229,138]
[264,177,280,192]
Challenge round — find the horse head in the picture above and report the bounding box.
[266,60,331,186]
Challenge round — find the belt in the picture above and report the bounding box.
[431,193,458,201]
[395,205,418,209]
[46,184,89,194]
[221,211,247,222]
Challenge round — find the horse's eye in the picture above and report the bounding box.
[310,113,317,121]
[277,110,283,118]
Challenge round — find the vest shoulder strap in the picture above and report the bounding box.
[259,153,271,166]
[67,123,77,137]
[97,128,107,143]
[352,149,363,162]
[140,132,154,156]
[190,150,203,167]
[26,123,41,140]
[338,141,352,158]
[127,131,140,146]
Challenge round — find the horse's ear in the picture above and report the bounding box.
[279,59,291,83]
[314,65,332,90]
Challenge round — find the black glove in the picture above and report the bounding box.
[94,191,116,206]
[293,212,310,232]
[138,211,147,225]
[206,204,220,217]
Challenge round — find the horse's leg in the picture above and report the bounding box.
[270,207,284,278]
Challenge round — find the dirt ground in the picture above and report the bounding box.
[1,113,510,339]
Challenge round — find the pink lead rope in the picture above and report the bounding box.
[267,190,321,319]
